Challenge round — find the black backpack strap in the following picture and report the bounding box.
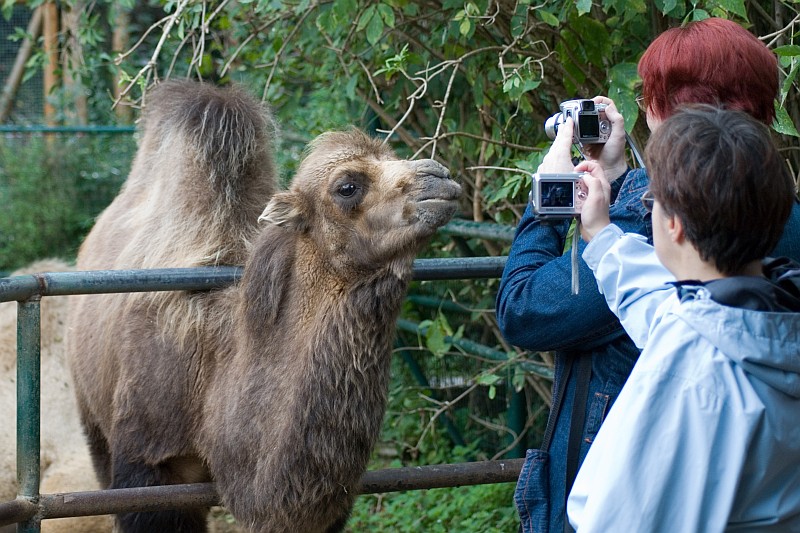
[563,354,592,533]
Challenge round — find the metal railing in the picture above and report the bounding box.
[0,256,532,531]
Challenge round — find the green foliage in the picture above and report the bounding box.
[347,481,517,532]
[0,134,135,272]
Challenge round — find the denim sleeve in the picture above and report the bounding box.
[495,169,651,352]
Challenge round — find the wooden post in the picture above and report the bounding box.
[0,7,43,123]
[42,1,59,126]
[62,1,88,125]
[111,5,131,122]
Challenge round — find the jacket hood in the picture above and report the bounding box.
[676,295,800,398]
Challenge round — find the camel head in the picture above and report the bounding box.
[258,129,461,276]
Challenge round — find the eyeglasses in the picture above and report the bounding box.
[641,189,655,213]
[635,94,648,112]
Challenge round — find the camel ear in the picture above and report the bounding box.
[258,192,309,232]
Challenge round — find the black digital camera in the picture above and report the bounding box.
[529,172,583,218]
[545,99,611,145]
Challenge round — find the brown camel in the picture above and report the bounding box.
[66,79,461,533]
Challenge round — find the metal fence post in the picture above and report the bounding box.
[16,297,41,533]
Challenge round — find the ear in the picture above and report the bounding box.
[667,213,685,245]
[258,192,309,232]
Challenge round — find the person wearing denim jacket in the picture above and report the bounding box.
[497,166,649,533]
[496,17,800,533]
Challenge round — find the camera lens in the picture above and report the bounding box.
[544,113,563,140]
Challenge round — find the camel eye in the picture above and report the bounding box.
[338,183,358,198]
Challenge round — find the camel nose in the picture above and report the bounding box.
[412,159,450,180]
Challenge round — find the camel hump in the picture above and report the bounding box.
[138,79,278,200]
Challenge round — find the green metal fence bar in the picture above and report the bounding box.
[0,257,508,302]
[0,125,136,134]
[396,318,553,380]
[438,219,516,242]
[16,299,41,533]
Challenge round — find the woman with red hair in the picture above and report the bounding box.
[639,17,777,125]
[497,17,800,533]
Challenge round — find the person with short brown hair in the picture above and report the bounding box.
[569,105,800,531]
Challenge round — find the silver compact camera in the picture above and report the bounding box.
[545,99,611,144]
[530,172,584,218]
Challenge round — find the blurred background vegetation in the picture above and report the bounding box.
[2,0,800,530]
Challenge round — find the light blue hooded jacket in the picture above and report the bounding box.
[567,224,800,532]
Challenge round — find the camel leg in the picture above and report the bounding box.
[324,511,351,533]
[82,420,112,488]
[112,455,208,533]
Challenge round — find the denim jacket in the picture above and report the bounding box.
[496,166,800,533]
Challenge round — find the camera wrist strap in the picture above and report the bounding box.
[571,219,580,295]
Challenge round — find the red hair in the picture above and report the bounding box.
[638,18,777,124]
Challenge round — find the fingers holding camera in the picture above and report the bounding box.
[575,160,612,242]
[581,96,629,182]
[538,117,576,174]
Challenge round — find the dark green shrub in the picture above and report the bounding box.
[0,133,135,272]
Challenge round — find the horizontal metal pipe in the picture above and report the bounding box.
[0,257,508,303]
[359,457,524,493]
[40,483,218,520]
[439,219,516,242]
[0,125,136,134]
[411,256,506,281]
[396,318,553,380]
[0,498,37,527]
[0,459,522,524]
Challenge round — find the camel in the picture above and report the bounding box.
[66,79,461,533]
[0,259,113,533]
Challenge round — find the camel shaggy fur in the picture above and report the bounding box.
[0,259,113,533]
[66,79,461,533]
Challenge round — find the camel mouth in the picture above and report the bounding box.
[417,197,459,207]
[414,180,462,204]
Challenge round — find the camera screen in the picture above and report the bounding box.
[540,181,574,208]
[578,114,600,138]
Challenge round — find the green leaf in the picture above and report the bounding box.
[576,0,592,15]
[773,105,799,137]
[512,366,527,392]
[356,5,376,32]
[476,373,501,386]
[781,62,799,102]
[345,75,358,101]
[459,17,472,37]
[716,0,747,19]
[316,7,334,33]
[608,62,639,90]
[510,3,528,38]
[366,8,385,44]
[775,45,800,57]
[378,4,395,28]
[334,0,357,21]
[689,8,710,22]
[661,0,677,13]
[424,312,456,358]
[2,0,14,20]
[537,9,559,27]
